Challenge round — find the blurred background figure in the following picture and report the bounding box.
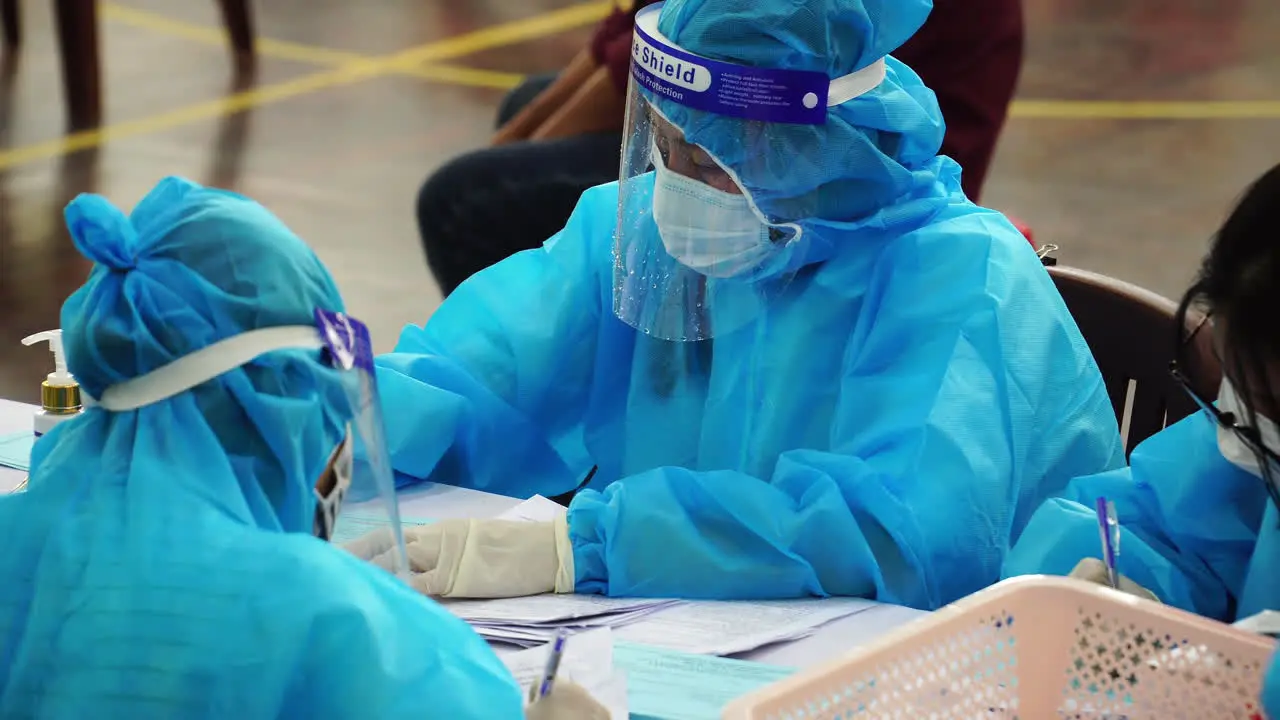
[416,0,1024,296]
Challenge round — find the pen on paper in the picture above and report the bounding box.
[536,630,569,700]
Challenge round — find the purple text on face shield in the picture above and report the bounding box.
[629,3,830,125]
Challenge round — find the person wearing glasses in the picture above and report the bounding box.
[1004,163,1280,631]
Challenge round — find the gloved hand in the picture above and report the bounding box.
[1070,558,1161,603]
[525,681,611,720]
[345,517,575,598]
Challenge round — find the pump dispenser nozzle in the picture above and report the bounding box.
[22,330,82,432]
[22,330,74,387]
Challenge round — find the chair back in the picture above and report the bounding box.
[1049,266,1220,455]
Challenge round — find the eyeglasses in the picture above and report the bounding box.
[1170,360,1280,510]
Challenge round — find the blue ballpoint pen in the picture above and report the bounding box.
[536,630,569,700]
[1094,496,1120,589]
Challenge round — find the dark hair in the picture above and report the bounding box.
[1175,162,1280,424]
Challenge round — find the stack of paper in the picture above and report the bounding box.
[446,592,879,655]
[444,594,681,648]
[501,627,629,719]
[613,596,880,656]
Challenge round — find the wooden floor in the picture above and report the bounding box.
[0,0,1277,402]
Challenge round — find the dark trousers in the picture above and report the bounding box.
[416,75,622,295]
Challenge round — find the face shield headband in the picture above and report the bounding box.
[92,310,410,577]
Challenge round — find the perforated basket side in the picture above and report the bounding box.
[1053,585,1273,719]
[721,577,1276,720]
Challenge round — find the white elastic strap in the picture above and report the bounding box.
[827,58,887,106]
[96,325,323,412]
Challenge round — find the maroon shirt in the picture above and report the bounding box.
[593,0,1023,201]
[896,0,1024,201]
[590,1,661,97]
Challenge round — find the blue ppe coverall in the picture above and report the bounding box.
[0,177,522,718]
[377,0,1125,609]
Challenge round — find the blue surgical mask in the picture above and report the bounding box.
[651,142,772,278]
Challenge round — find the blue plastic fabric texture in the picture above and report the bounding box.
[1005,412,1280,624]
[376,0,1121,609]
[1265,651,1280,719]
[645,0,950,272]
[378,179,1123,608]
[0,177,522,718]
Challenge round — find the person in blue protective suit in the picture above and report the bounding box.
[1002,162,1280,716]
[0,177,608,719]
[360,0,1123,608]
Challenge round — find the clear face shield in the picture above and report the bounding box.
[615,2,886,341]
[95,309,409,578]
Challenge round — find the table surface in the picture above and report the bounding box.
[0,399,924,669]
[0,399,30,493]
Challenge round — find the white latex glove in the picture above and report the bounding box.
[1069,558,1161,603]
[525,681,611,720]
[346,517,574,598]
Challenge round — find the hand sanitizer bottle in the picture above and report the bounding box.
[21,330,83,436]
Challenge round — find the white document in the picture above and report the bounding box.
[468,600,683,648]
[449,592,886,656]
[502,627,615,688]
[443,593,675,624]
[501,628,628,719]
[586,673,629,720]
[471,624,561,646]
[479,602,674,630]
[497,495,568,522]
[612,597,880,656]
[1233,610,1280,636]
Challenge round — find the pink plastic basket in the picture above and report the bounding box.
[722,576,1277,719]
